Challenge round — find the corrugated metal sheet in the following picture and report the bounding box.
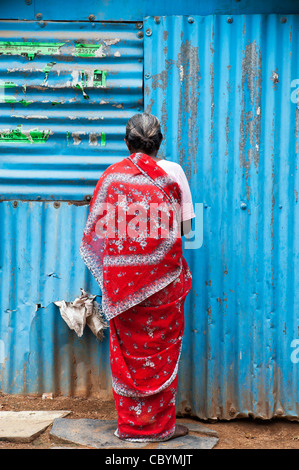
[0,19,143,397]
[144,14,299,420]
[0,20,143,200]
[0,200,112,397]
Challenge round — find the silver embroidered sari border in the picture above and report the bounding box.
[111,343,182,398]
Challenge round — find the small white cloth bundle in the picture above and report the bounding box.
[54,289,107,340]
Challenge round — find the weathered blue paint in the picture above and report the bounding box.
[0,21,143,200]
[144,14,299,419]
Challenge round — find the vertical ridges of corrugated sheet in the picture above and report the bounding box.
[0,201,111,397]
[0,21,143,200]
[144,14,299,419]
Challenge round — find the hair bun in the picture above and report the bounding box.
[125,113,163,155]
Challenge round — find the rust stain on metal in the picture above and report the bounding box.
[67,200,90,206]
[271,69,279,89]
[239,41,262,201]
[145,85,151,97]
[177,40,200,178]
[145,98,154,114]
[151,68,171,92]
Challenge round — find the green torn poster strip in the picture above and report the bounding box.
[0,81,16,103]
[0,124,51,143]
[75,70,90,99]
[73,69,107,99]
[0,81,33,105]
[94,70,107,87]
[43,61,56,83]
[101,133,106,146]
[0,42,65,60]
[73,43,105,58]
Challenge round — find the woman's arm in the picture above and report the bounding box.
[181,218,193,236]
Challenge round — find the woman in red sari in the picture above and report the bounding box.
[80,113,194,442]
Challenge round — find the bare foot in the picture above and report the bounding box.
[169,424,189,439]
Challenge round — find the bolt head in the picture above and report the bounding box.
[145,28,152,37]
[188,16,194,24]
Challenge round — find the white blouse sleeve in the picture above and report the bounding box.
[177,166,196,222]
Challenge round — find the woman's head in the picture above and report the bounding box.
[125,113,163,156]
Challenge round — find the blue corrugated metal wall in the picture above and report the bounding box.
[144,14,299,419]
[0,6,298,421]
[0,201,111,397]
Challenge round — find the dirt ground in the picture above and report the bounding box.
[0,393,299,449]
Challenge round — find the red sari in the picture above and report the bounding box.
[80,152,192,442]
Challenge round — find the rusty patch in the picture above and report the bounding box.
[145,98,154,115]
[177,40,201,178]
[271,69,279,89]
[239,41,262,201]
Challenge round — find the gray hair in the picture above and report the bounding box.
[125,113,163,155]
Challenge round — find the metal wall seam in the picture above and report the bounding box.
[144,14,299,420]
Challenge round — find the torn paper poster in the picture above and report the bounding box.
[54,289,107,341]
